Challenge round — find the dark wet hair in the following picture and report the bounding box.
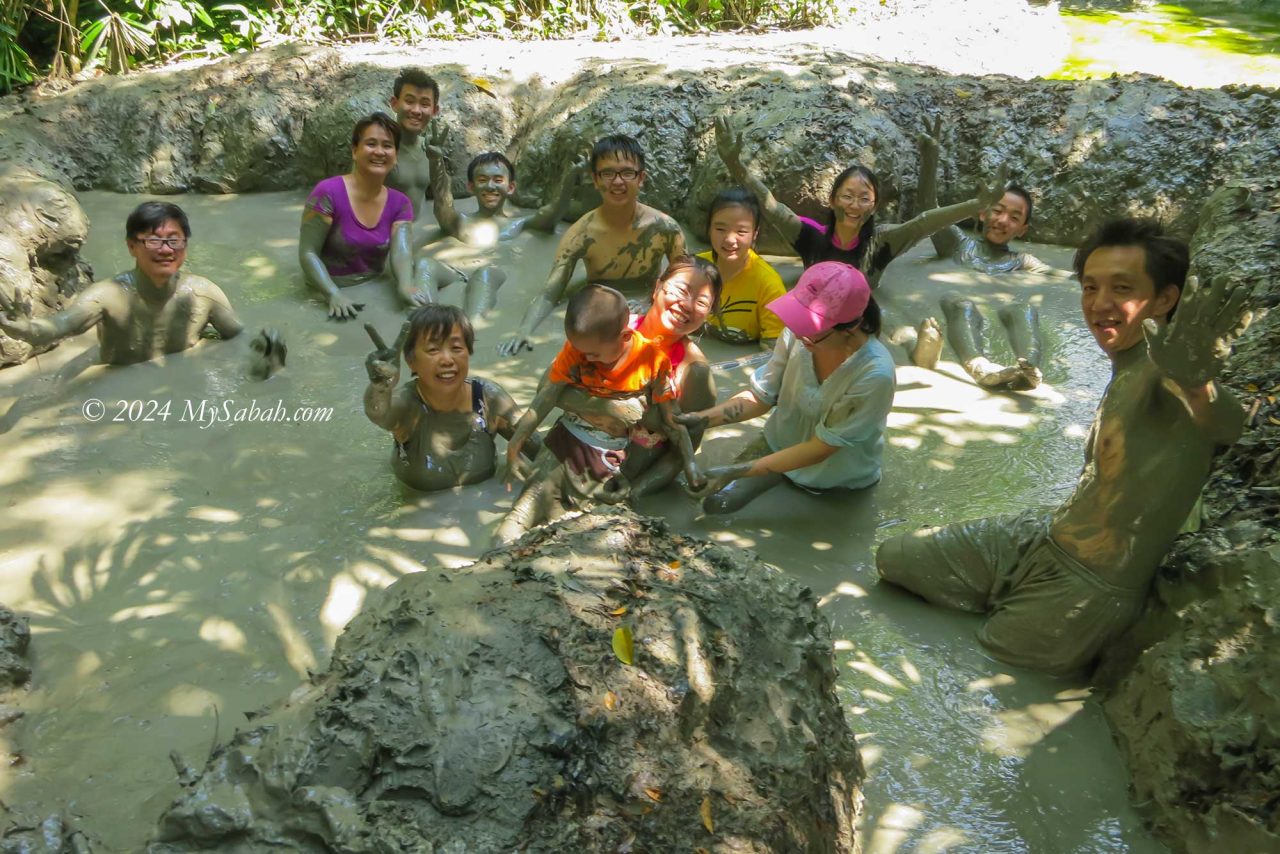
[467,152,515,184]
[656,254,724,314]
[832,295,882,337]
[126,201,191,239]
[351,112,402,150]
[404,304,475,361]
[1005,184,1034,225]
[590,134,645,173]
[704,186,762,248]
[566,284,629,342]
[393,67,439,102]
[826,165,880,265]
[1073,218,1189,320]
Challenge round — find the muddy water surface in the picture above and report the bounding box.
[0,191,1163,852]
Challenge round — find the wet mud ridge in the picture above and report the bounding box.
[148,509,863,852]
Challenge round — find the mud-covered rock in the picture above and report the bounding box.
[0,604,30,691]
[1099,182,1280,853]
[149,509,863,852]
[0,167,91,366]
[0,811,95,854]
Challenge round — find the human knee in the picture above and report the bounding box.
[875,536,910,582]
[680,362,716,412]
[940,296,974,315]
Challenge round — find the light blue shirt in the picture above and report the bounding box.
[750,331,896,490]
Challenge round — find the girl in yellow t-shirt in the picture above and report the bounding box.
[698,187,787,350]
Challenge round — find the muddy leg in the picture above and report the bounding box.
[628,361,716,498]
[465,265,506,319]
[995,302,1043,390]
[414,257,464,305]
[942,296,1026,391]
[493,458,563,547]
[703,472,786,514]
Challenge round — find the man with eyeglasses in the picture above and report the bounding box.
[0,201,270,368]
[498,134,687,357]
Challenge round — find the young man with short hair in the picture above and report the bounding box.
[877,218,1249,675]
[0,202,280,370]
[498,135,687,357]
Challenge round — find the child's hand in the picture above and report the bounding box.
[685,462,750,500]
[505,441,529,490]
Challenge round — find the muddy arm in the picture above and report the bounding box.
[204,282,245,340]
[916,117,960,259]
[525,154,587,233]
[299,213,361,320]
[390,222,431,305]
[507,380,564,474]
[0,283,106,345]
[656,397,702,486]
[714,117,802,246]
[487,381,544,460]
[499,229,583,356]
[883,162,1008,258]
[426,127,461,238]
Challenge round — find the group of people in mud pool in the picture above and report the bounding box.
[0,67,1251,677]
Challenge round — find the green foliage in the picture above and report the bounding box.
[2,0,845,94]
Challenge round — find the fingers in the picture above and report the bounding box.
[1141,317,1163,346]
[392,320,412,353]
[364,323,388,351]
[1213,279,1251,338]
[930,114,943,138]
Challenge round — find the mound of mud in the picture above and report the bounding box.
[149,509,864,852]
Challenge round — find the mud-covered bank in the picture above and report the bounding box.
[149,509,863,852]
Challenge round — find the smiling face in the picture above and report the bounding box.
[592,153,645,209]
[1080,245,1180,355]
[127,217,187,286]
[981,191,1030,246]
[650,270,716,340]
[352,123,398,179]
[708,204,758,264]
[830,173,877,229]
[389,83,438,134]
[468,160,514,213]
[407,323,471,394]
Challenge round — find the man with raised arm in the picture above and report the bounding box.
[498,134,687,357]
[877,218,1249,675]
[0,201,281,373]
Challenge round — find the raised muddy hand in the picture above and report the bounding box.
[1144,274,1252,389]
[976,162,1010,211]
[248,328,287,380]
[917,114,943,160]
[497,333,533,358]
[423,118,449,161]
[714,115,747,178]
[364,320,409,384]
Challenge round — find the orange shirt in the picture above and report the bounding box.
[548,331,676,403]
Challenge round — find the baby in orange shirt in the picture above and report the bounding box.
[495,284,703,544]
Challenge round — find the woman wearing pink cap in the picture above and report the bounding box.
[681,261,896,513]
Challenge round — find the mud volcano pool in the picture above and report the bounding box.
[0,41,1277,853]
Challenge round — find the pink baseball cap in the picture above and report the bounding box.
[766,262,870,339]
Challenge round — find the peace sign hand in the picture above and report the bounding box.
[365,320,410,384]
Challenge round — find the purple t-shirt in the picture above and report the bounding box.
[304,176,414,277]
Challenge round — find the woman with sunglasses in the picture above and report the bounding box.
[680,262,895,513]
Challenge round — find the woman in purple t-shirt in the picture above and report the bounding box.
[299,113,433,320]
[713,116,1008,290]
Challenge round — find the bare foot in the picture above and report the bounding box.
[911,317,943,369]
[967,356,1041,392]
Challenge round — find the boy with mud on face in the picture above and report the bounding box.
[493,284,703,545]
[363,304,535,492]
[498,134,688,357]
[877,218,1250,676]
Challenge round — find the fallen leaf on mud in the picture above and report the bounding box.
[1270,416,1280,426]
[467,77,496,97]
[955,89,973,98]
[1245,383,1260,392]
[1268,395,1276,404]
[644,787,662,802]
[605,691,618,710]
[668,560,682,569]
[613,626,634,665]
[700,795,714,832]
[610,606,628,616]
[695,849,711,854]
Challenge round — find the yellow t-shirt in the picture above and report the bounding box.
[699,249,786,344]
